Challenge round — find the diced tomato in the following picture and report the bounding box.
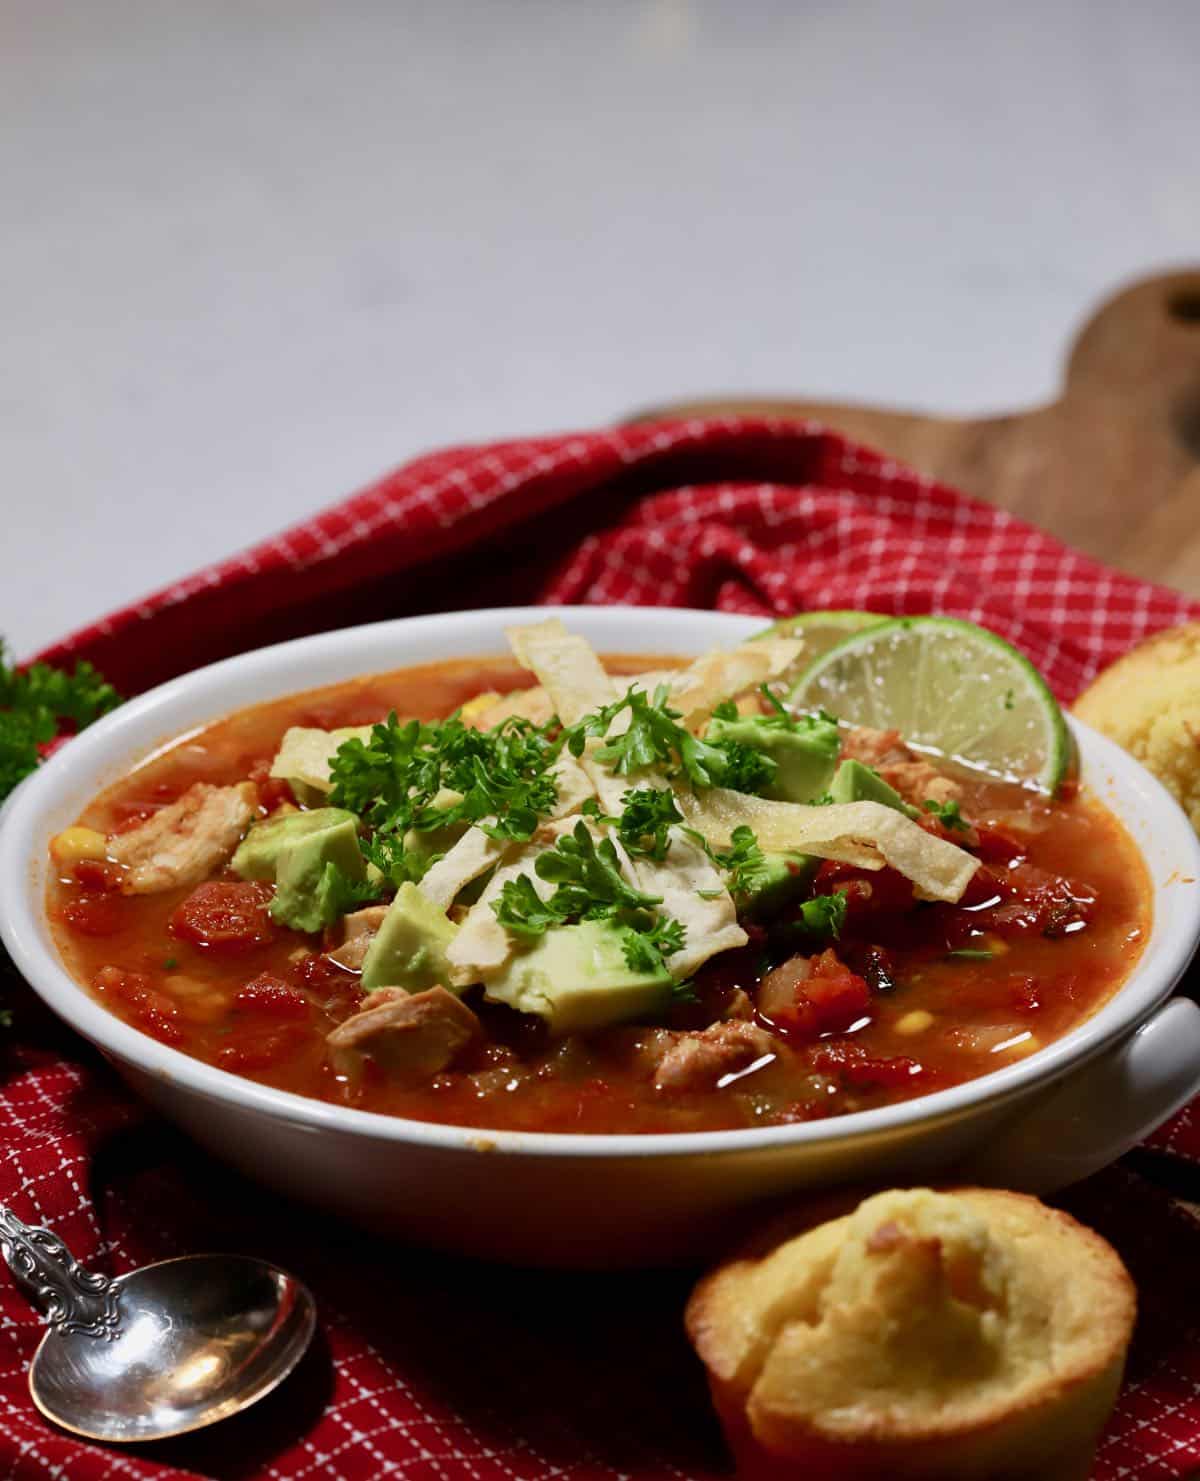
[246,760,294,815]
[808,1039,927,1088]
[170,882,275,953]
[814,864,914,925]
[217,1026,306,1072]
[766,950,872,1041]
[973,865,1096,938]
[72,859,124,893]
[63,896,124,937]
[234,973,309,1020]
[93,965,184,1045]
[972,825,1028,868]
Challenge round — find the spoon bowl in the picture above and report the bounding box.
[30,1253,316,1442]
[0,1207,315,1442]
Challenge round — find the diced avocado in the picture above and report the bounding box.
[483,919,672,1035]
[706,713,839,804]
[361,883,459,993]
[828,758,919,818]
[739,851,819,917]
[232,807,360,880]
[400,789,469,875]
[270,818,370,934]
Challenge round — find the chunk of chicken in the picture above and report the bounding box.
[842,726,963,807]
[326,985,482,1083]
[328,905,389,971]
[108,782,256,894]
[653,1020,778,1093]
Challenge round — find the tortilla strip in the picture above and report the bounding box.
[628,828,747,979]
[418,752,596,911]
[444,817,582,985]
[677,790,978,904]
[268,725,373,801]
[664,638,805,729]
[506,619,617,726]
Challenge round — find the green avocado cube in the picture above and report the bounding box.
[360,883,459,993]
[232,807,360,880]
[269,817,369,934]
[739,851,819,917]
[705,713,839,804]
[483,920,672,1035]
[828,758,919,818]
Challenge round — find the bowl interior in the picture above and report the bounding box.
[3,605,1199,1156]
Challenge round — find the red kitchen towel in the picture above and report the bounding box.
[4,415,1197,1481]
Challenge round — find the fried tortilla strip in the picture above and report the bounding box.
[444,818,581,985]
[664,638,805,729]
[506,618,617,726]
[269,725,373,802]
[678,790,978,904]
[419,752,595,911]
[629,829,747,979]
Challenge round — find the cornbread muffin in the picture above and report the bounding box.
[686,1188,1135,1481]
[1075,622,1200,831]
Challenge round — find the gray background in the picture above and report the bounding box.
[5,1,1198,655]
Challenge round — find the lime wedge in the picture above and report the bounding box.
[755,610,889,656]
[787,617,1074,795]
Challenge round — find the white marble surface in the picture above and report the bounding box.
[4,0,1199,657]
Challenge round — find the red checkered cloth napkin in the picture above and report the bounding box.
[6,416,1199,1480]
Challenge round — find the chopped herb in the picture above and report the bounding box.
[715,825,771,898]
[320,863,385,922]
[1003,689,1015,711]
[492,820,688,971]
[795,890,848,939]
[329,709,564,883]
[670,978,699,1005]
[620,916,686,974]
[0,642,122,804]
[923,798,969,832]
[491,874,562,940]
[711,699,739,721]
[695,888,724,900]
[566,684,778,795]
[947,947,994,961]
[162,956,179,971]
[612,786,682,861]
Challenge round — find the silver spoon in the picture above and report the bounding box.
[0,1206,316,1442]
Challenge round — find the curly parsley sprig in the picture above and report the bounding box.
[491,820,687,975]
[328,710,565,887]
[565,684,776,794]
[0,643,122,803]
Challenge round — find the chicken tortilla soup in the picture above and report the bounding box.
[48,620,1150,1135]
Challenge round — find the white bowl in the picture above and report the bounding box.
[3,606,1200,1267]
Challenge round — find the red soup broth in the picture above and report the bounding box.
[48,655,1151,1136]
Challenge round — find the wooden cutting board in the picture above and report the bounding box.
[633,269,1200,596]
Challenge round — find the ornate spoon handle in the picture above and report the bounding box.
[0,1206,120,1339]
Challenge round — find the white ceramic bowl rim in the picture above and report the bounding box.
[3,605,1199,1161]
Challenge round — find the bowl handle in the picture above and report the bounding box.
[957,998,1200,1194]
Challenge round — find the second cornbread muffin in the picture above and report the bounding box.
[1075,621,1200,831]
[686,1187,1135,1481]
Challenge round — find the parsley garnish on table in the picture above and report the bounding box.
[0,643,122,804]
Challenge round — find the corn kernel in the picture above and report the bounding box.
[895,1009,934,1036]
[49,826,108,867]
[460,691,502,726]
[984,935,1010,956]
